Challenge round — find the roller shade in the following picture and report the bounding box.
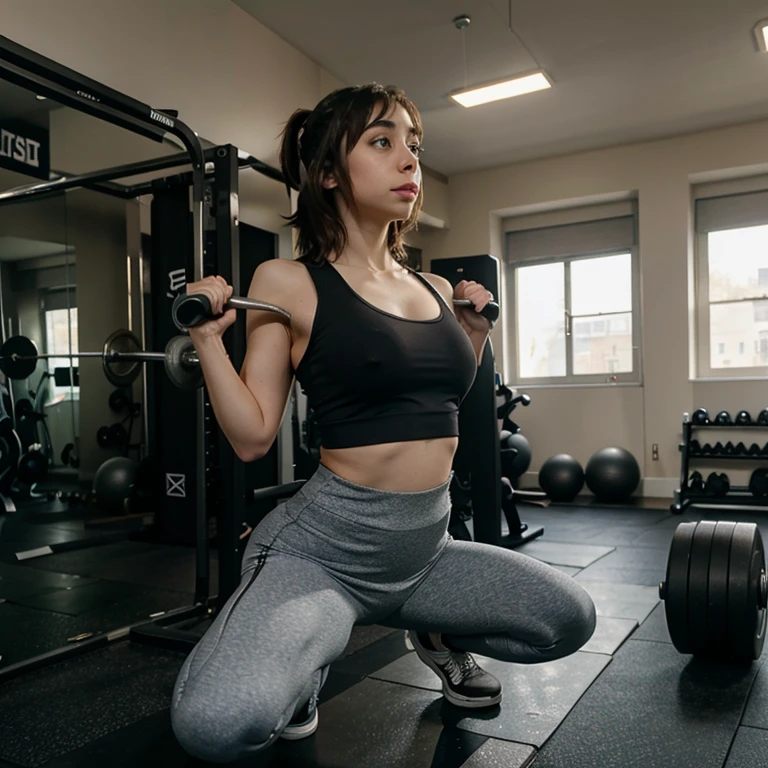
[505,215,636,264]
[41,287,76,312]
[695,190,768,234]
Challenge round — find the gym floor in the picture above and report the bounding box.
[1,494,767,768]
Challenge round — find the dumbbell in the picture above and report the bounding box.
[749,468,768,498]
[705,472,730,497]
[688,471,705,494]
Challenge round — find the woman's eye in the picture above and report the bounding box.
[373,137,391,148]
[410,145,425,156]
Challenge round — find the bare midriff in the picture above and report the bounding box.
[319,437,458,492]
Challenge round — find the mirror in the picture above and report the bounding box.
[0,75,203,668]
[0,80,76,481]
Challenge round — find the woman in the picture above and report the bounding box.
[171,84,595,764]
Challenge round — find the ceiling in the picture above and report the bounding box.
[234,0,768,175]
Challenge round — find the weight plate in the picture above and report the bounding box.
[0,335,39,380]
[163,335,204,391]
[102,329,142,387]
[706,522,737,658]
[664,521,697,654]
[688,521,717,656]
[727,523,767,661]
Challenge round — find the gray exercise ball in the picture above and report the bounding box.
[539,454,584,502]
[585,447,641,503]
[93,456,139,514]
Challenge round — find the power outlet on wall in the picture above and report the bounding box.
[652,443,659,460]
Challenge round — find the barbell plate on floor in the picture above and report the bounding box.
[164,335,204,390]
[688,521,717,656]
[707,522,736,657]
[663,521,697,654]
[0,335,39,380]
[102,329,143,387]
[727,523,766,661]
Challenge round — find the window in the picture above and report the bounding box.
[695,185,768,378]
[505,206,640,385]
[42,288,78,398]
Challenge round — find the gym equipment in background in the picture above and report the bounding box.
[660,521,766,661]
[92,456,139,515]
[674,408,768,513]
[584,446,641,503]
[427,253,544,549]
[539,454,585,503]
[0,331,202,391]
[499,430,532,482]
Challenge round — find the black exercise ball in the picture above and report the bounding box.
[585,447,641,503]
[93,456,139,515]
[500,431,532,481]
[539,454,584,502]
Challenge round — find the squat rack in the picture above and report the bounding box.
[0,34,285,681]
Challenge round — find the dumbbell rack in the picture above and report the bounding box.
[673,418,768,513]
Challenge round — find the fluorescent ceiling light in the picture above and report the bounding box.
[450,72,551,108]
[754,20,768,52]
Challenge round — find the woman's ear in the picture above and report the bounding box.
[322,174,338,190]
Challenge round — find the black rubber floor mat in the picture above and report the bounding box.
[533,639,758,768]
[0,642,185,767]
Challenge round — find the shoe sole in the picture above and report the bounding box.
[280,708,319,740]
[408,632,502,709]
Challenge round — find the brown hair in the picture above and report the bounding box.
[278,84,423,266]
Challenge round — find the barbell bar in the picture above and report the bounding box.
[172,292,501,329]
[0,332,203,391]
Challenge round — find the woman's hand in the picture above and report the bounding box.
[184,276,237,341]
[454,279,495,334]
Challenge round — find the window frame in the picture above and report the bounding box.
[695,228,768,380]
[505,247,642,387]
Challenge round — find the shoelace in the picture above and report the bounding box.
[442,652,480,685]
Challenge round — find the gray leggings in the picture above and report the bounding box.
[171,463,596,763]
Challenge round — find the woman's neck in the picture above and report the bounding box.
[333,211,400,273]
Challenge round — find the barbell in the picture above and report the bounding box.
[0,289,500,391]
[0,331,204,391]
[171,292,501,329]
[660,521,767,661]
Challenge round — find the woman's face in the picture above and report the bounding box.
[339,102,423,223]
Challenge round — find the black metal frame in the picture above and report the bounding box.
[0,149,283,205]
[673,419,768,513]
[0,35,286,681]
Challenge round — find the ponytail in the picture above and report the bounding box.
[278,109,312,196]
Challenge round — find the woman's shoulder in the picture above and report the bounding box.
[248,258,313,308]
[417,271,455,311]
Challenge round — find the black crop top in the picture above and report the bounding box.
[294,260,478,449]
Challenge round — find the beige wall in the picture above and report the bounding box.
[436,118,768,495]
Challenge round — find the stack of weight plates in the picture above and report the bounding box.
[660,521,767,661]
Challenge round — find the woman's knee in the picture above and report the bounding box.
[171,684,282,763]
[538,583,597,660]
